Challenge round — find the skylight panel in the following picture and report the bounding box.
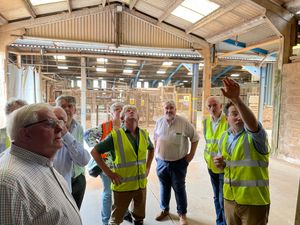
[182,0,219,16]
[171,6,203,23]
[30,0,65,6]
[172,0,219,23]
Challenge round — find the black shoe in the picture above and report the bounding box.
[123,211,133,223]
[133,220,143,225]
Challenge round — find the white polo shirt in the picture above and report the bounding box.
[154,115,199,161]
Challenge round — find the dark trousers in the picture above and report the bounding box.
[208,169,226,225]
[156,158,188,215]
[71,173,86,209]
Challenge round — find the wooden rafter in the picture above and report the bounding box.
[0,13,8,25]
[102,0,106,7]
[23,0,36,18]
[129,0,138,10]
[67,0,72,13]
[158,0,183,23]
[217,37,281,58]
[185,0,244,34]
[207,15,267,44]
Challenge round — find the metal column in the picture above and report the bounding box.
[191,63,199,127]
[80,57,87,130]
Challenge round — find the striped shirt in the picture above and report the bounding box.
[0,144,82,225]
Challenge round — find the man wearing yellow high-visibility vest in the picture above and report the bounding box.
[0,99,27,155]
[214,77,270,225]
[203,96,228,225]
[91,105,154,225]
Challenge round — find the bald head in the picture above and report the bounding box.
[53,107,67,123]
[206,96,222,120]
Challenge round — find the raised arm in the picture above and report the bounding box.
[221,77,258,132]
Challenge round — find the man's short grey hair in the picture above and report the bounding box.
[110,102,124,114]
[55,95,76,106]
[5,99,28,115]
[120,105,138,119]
[206,96,221,105]
[7,103,53,142]
[163,100,176,107]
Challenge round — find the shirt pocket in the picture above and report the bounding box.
[170,133,186,145]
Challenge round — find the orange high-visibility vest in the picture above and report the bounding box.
[99,120,113,159]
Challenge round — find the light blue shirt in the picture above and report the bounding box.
[226,123,269,155]
[53,131,90,192]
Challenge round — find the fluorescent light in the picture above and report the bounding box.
[172,5,203,23]
[297,10,300,14]
[144,81,149,88]
[139,79,144,81]
[119,78,124,81]
[137,81,142,88]
[231,74,240,77]
[123,69,133,74]
[96,67,107,72]
[93,80,98,88]
[183,80,188,83]
[53,55,66,60]
[199,62,204,67]
[57,65,68,69]
[77,80,81,88]
[97,58,108,63]
[162,61,173,66]
[126,59,137,64]
[157,70,166,74]
[101,80,107,89]
[188,72,192,75]
[30,0,64,6]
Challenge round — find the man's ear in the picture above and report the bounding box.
[19,128,32,141]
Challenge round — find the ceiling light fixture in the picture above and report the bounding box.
[157,70,166,74]
[57,65,68,69]
[163,61,173,66]
[231,73,240,77]
[97,58,108,63]
[96,67,107,72]
[123,69,133,74]
[53,55,66,60]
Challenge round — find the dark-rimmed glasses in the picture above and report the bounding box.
[24,118,64,128]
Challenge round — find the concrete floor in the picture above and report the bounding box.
[80,139,300,225]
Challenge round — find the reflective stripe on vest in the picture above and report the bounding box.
[221,131,270,205]
[203,116,227,173]
[111,128,148,191]
[224,178,269,187]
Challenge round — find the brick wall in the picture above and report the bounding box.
[279,63,300,161]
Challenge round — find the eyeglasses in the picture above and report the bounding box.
[24,118,64,128]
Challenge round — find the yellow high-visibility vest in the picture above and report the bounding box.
[220,131,270,205]
[203,115,227,173]
[111,128,148,191]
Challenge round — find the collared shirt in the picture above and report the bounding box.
[154,115,200,161]
[226,122,269,155]
[0,144,82,225]
[211,113,224,132]
[94,125,154,159]
[69,119,86,178]
[53,132,91,191]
